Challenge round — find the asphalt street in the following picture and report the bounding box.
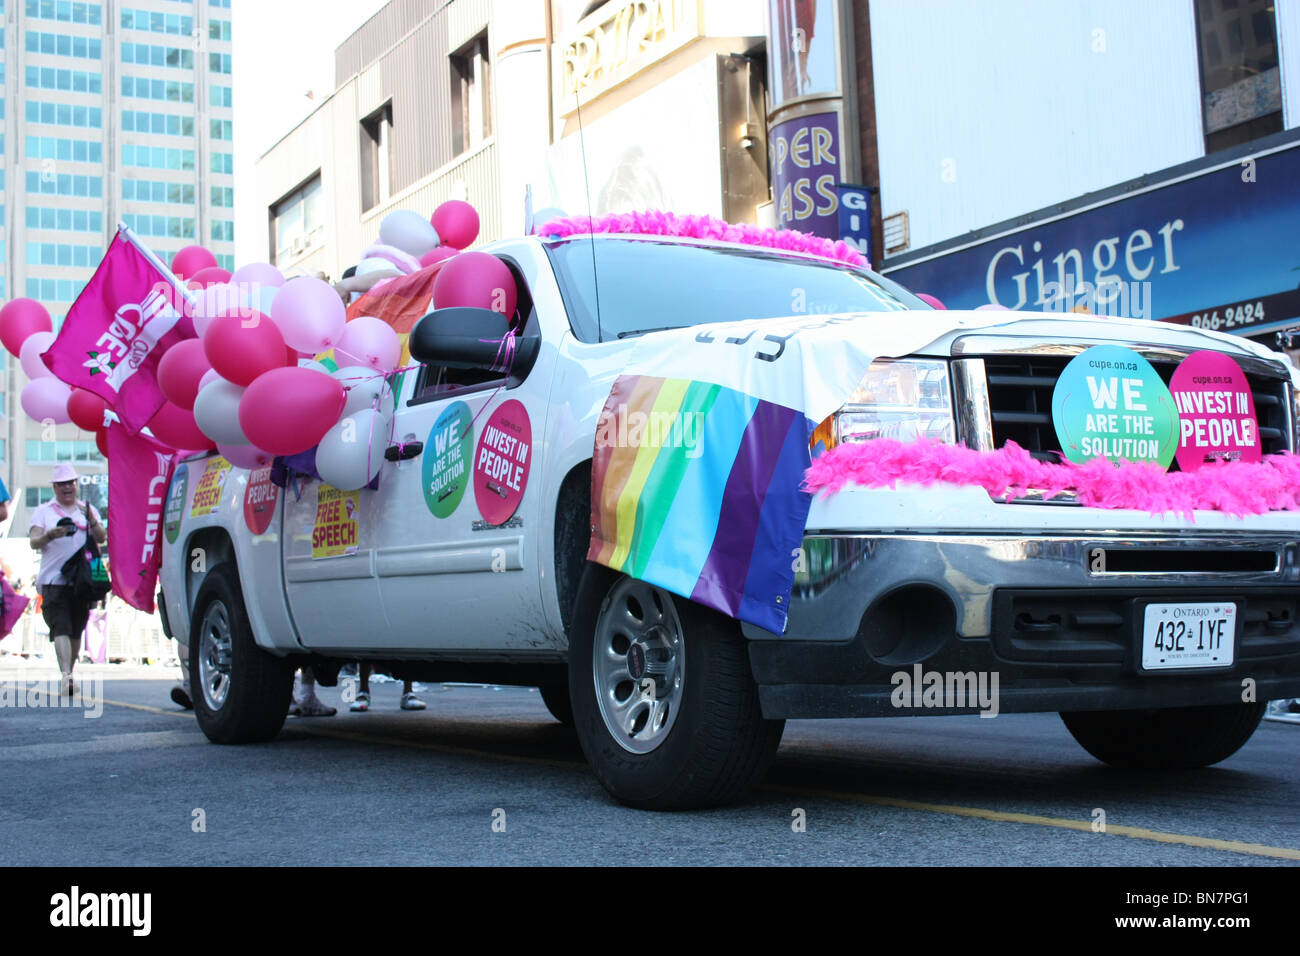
[1,663,1297,866]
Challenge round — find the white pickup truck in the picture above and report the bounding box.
[158,233,1300,809]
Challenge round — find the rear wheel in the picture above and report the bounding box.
[1060,702,1266,770]
[569,566,784,809]
[190,563,294,744]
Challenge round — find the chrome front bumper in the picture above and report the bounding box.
[744,532,1300,643]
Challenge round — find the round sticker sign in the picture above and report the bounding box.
[163,467,188,544]
[423,401,474,518]
[1051,345,1179,468]
[473,399,532,525]
[1169,350,1260,470]
[243,465,279,535]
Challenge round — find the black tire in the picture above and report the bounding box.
[569,565,784,810]
[1060,701,1267,770]
[189,563,294,744]
[539,681,574,727]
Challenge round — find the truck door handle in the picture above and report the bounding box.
[384,441,424,462]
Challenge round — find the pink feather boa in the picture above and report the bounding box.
[535,210,870,269]
[803,439,1300,518]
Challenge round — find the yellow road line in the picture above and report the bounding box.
[102,697,195,717]
[96,697,1300,859]
[764,784,1300,861]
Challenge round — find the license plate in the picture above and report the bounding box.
[1141,603,1236,670]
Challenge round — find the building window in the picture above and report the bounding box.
[1195,0,1281,153]
[271,174,323,264]
[26,488,54,508]
[450,33,491,156]
[359,104,392,212]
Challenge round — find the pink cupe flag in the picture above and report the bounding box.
[43,228,191,433]
[105,420,176,612]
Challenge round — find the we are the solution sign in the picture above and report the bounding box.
[1051,345,1180,467]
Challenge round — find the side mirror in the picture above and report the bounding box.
[409,307,538,378]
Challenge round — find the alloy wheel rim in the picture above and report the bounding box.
[593,578,685,754]
[198,601,233,711]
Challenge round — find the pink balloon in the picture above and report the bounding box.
[419,246,459,269]
[187,266,232,289]
[335,317,400,373]
[198,368,223,392]
[239,367,346,456]
[432,200,480,250]
[431,252,518,319]
[230,262,285,289]
[148,402,214,451]
[157,339,213,410]
[217,442,273,471]
[193,284,242,338]
[915,293,947,310]
[67,389,110,432]
[19,331,57,380]
[0,298,54,358]
[270,276,347,353]
[203,312,289,387]
[21,377,72,424]
[172,246,219,280]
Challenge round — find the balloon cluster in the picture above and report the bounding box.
[0,199,506,493]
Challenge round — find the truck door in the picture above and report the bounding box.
[281,449,386,650]
[370,257,555,652]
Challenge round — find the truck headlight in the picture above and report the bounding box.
[812,359,955,451]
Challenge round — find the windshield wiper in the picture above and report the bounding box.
[616,326,681,339]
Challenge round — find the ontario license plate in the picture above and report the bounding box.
[1141,603,1236,670]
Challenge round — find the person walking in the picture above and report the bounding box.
[29,464,106,695]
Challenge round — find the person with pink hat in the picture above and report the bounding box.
[29,463,106,695]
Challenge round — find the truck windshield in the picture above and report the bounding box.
[545,237,926,343]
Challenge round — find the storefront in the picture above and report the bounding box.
[882,129,1300,345]
[764,0,872,258]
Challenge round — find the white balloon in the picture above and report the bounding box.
[530,207,568,233]
[355,256,399,278]
[333,365,396,420]
[378,208,440,258]
[315,408,388,491]
[193,379,248,445]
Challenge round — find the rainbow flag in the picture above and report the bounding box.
[588,374,815,633]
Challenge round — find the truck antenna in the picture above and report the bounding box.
[574,91,603,343]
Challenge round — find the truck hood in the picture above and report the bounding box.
[896,310,1290,370]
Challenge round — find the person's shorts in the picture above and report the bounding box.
[41,585,91,640]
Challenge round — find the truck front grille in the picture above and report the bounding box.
[979,354,1292,459]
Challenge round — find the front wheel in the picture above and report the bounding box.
[1060,702,1266,770]
[569,566,784,809]
[190,563,294,744]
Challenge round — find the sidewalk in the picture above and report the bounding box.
[0,653,181,682]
